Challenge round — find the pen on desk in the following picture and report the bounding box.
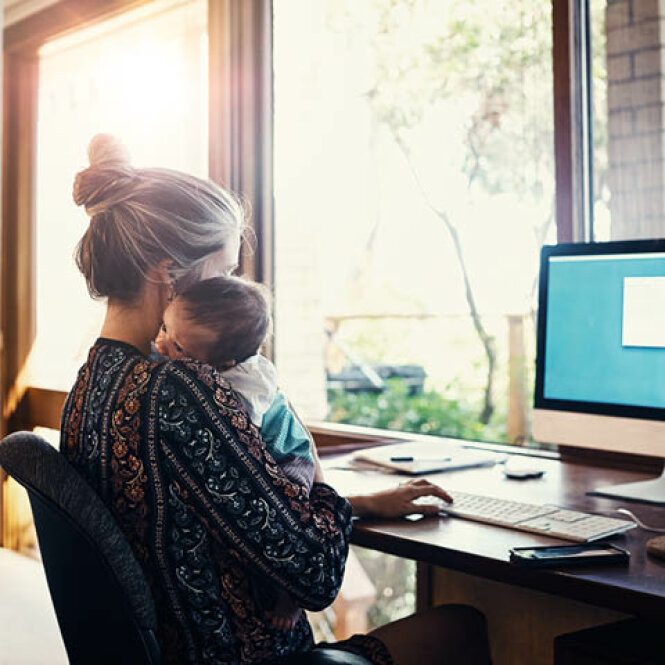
[390,456,452,462]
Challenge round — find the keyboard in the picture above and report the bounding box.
[436,491,637,542]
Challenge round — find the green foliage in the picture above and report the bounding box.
[334,0,555,199]
[326,0,559,427]
[327,378,507,443]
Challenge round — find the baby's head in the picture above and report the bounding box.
[156,276,271,369]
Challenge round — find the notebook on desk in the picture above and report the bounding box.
[352,440,497,475]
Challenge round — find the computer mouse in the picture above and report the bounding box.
[503,456,545,480]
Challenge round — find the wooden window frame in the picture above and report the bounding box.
[0,0,581,429]
[553,0,575,244]
[1,0,273,543]
[1,0,273,430]
[553,0,592,245]
[1,0,600,541]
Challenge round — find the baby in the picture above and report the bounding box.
[155,275,314,630]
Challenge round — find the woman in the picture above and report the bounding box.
[60,134,491,665]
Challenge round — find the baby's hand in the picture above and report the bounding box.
[268,593,302,631]
[270,611,301,632]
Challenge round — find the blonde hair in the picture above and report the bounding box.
[73,134,245,302]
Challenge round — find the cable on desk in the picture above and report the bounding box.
[612,508,665,533]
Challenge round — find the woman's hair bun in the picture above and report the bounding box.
[73,134,133,211]
[87,133,131,167]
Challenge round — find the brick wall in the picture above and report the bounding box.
[607,0,665,238]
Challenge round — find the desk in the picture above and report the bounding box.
[324,451,665,664]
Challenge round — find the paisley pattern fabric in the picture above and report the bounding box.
[60,338,390,665]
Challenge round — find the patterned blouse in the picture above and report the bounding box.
[60,338,391,665]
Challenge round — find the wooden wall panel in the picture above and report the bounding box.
[432,567,627,665]
[2,53,38,436]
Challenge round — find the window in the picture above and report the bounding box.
[0,0,630,636]
[273,0,556,446]
[2,0,270,547]
[31,0,208,391]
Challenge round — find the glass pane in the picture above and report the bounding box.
[592,0,665,242]
[273,0,555,446]
[307,547,415,640]
[32,0,208,390]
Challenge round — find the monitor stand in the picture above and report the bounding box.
[588,464,665,506]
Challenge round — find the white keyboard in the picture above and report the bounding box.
[437,491,636,542]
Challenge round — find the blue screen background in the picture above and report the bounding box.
[544,255,665,409]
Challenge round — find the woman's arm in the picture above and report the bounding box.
[347,479,453,518]
[153,360,352,612]
[308,430,453,517]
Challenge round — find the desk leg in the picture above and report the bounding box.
[431,568,627,665]
[416,562,434,613]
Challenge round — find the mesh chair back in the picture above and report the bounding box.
[0,431,161,665]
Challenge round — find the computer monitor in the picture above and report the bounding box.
[532,238,665,506]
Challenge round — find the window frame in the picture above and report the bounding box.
[1,0,581,542]
[553,0,594,244]
[1,0,272,432]
[1,0,273,544]
[273,0,580,449]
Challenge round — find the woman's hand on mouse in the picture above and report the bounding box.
[348,478,452,518]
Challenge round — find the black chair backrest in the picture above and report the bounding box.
[0,431,161,665]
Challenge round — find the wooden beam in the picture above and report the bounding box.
[208,0,273,288]
[309,422,400,453]
[2,52,38,432]
[553,0,574,243]
[4,0,147,53]
[506,314,527,445]
[9,387,67,432]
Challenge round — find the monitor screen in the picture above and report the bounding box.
[533,239,665,504]
[535,239,665,421]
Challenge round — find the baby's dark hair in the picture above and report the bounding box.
[177,276,271,367]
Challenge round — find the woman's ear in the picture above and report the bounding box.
[156,259,177,301]
[156,259,175,284]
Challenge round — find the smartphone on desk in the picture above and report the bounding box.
[510,543,630,568]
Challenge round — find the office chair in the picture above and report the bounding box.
[0,431,161,665]
[0,432,372,665]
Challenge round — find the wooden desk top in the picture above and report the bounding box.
[323,451,665,618]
